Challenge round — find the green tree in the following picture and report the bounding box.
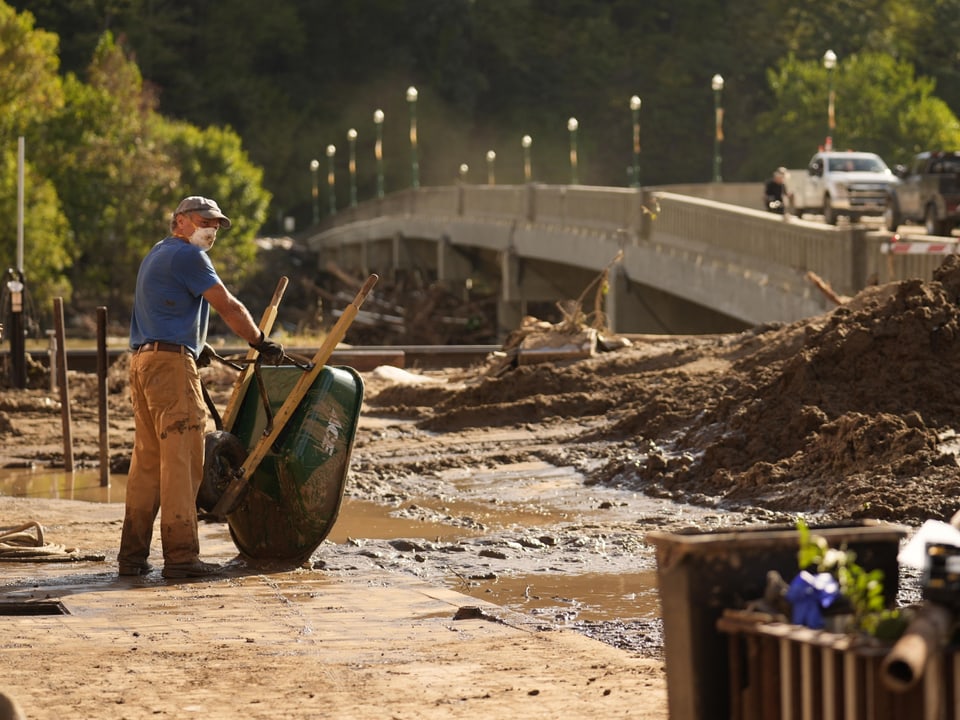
[0,1,63,138]
[155,119,272,290]
[753,51,960,174]
[33,32,179,319]
[0,1,71,328]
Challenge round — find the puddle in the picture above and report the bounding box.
[326,498,486,542]
[0,467,123,503]
[452,571,661,622]
[0,463,664,623]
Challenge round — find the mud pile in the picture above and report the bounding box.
[370,257,960,524]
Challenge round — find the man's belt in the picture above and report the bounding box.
[136,341,187,354]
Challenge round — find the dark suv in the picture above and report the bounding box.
[885,151,960,235]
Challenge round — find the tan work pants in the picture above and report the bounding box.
[118,348,206,566]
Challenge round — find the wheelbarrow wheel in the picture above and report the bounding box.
[198,431,248,512]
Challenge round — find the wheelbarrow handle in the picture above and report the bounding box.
[210,274,379,519]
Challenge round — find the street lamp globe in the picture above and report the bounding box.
[406,86,418,103]
[522,134,533,182]
[373,109,384,125]
[567,117,578,133]
[630,95,641,112]
[486,150,496,185]
[823,49,837,70]
[711,74,724,92]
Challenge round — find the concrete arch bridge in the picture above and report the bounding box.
[305,183,946,339]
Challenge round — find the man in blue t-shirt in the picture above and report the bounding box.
[119,195,284,580]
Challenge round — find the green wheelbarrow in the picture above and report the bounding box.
[198,275,376,565]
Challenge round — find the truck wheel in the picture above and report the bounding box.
[925,204,947,236]
[884,197,901,232]
[823,196,838,225]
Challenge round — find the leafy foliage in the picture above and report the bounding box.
[754,51,960,174]
[6,0,960,330]
[796,517,900,636]
[1,9,272,327]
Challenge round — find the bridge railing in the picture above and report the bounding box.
[651,192,862,296]
[314,183,872,298]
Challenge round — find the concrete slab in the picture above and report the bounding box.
[0,497,667,719]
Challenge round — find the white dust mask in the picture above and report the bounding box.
[189,226,217,251]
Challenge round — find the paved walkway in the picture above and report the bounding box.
[0,497,667,719]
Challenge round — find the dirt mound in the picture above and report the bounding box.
[368,257,960,524]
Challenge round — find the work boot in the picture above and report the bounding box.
[162,560,222,579]
[118,560,154,576]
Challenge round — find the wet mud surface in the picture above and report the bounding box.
[6,257,960,656]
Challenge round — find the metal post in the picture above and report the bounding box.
[373,109,385,199]
[310,159,319,225]
[347,128,358,207]
[522,135,532,183]
[53,297,74,472]
[712,74,724,183]
[326,144,336,216]
[567,117,579,185]
[6,268,26,389]
[97,306,110,487]
[406,86,419,189]
[824,50,837,151]
[630,95,642,188]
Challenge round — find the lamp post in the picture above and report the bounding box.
[347,128,358,207]
[630,95,642,188]
[711,74,724,183]
[406,86,419,189]
[459,163,469,183]
[486,150,496,185]
[309,158,320,225]
[325,144,336,216]
[522,135,532,182]
[823,49,837,151]
[373,109,384,198]
[567,117,579,185]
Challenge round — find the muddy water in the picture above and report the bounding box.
[0,464,664,623]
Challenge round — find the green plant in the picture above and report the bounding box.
[796,517,900,636]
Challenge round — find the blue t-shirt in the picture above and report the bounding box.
[129,237,221,358]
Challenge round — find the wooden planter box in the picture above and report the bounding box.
[718,609,959,720]
[647,522,909,720]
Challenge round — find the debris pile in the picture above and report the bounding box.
[368,255,960,525]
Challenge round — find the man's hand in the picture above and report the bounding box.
[197,343,218,368]
[250,331,285,365]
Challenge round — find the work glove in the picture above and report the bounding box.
[250,331,285,366]
[197,343,217,368]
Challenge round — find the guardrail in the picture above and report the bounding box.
[312,183,955,314]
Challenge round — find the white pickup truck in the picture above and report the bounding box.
[788,151,899,225]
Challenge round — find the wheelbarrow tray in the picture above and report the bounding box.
[225,364,364,564]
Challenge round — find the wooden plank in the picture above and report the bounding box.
[222,276,289,433]
[211,274,378,519]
